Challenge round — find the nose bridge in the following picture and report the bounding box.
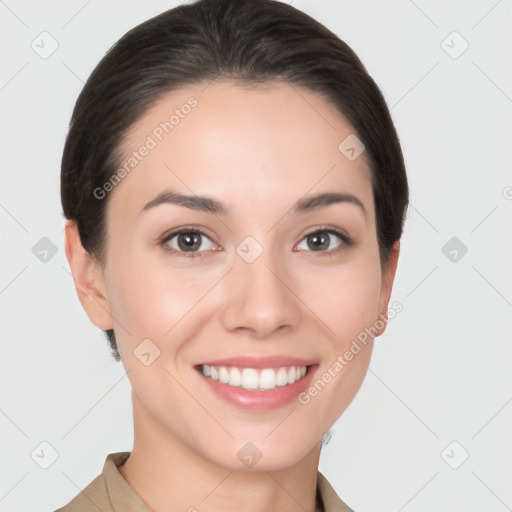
[220,236,301,337]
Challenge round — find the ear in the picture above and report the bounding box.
[375,240,400,336]
[64,220,113,330]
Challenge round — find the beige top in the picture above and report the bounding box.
[55,452,354,512]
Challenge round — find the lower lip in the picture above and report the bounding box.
[196,365,319,411]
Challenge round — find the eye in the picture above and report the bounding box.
[160,228,217,256]
[296,228,351,254]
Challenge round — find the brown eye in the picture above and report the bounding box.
[296,229,349,253]
[306,232,330,251]
[163,230,215,253]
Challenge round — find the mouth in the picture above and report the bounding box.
[193,356,320,410]
[194,364,312,391]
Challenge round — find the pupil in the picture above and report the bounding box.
[178,232,200,251]
[309,232,329,251]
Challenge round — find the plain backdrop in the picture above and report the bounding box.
[0,1,511,511]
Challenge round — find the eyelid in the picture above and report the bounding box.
[300,225,352,244]
[158,224,353,257]
[294,225,353,255]
[159,226,219,257]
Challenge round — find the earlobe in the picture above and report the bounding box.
[64,220,113,331]
[375,240,401,336]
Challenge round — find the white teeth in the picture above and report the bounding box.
[259,368,276,390]
[218,366,229,384]
[276,367,289,386]
[200,364,308,391]
[242,368,259,390]
[229,367,242,386]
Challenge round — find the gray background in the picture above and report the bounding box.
[1,0,511,511]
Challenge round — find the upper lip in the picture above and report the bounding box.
[194,356,317,369]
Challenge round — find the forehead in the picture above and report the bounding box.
[108,80,374,221]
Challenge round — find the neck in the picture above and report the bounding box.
[119,391,323,512]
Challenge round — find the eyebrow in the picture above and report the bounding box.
[140,189,367,218]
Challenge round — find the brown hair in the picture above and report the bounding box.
[61,0,409,361]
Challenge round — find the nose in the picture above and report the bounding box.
[220,249,302,339]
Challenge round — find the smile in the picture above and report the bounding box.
[199,364,308,391]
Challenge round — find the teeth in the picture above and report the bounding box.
[229,367,242,387]
[276,367,288,386]
[218,366,229,384]
[242,368,259,390]
[260,369,276,390]
[200,364,308,391]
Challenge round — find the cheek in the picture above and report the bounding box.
[295,253,382,345]
[106,251,223,349]
[293,256,382,425]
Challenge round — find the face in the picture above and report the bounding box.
[70,80,398,471]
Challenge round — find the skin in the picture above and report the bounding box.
[65,80,400,512]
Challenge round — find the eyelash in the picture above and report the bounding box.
[158,225,353,258]
[159,226,215,259]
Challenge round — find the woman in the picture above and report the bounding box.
[57,0,408,510]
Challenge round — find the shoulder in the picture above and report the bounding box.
[317,471,355,512]
[53,474,111,512]
[53,452,131,512]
